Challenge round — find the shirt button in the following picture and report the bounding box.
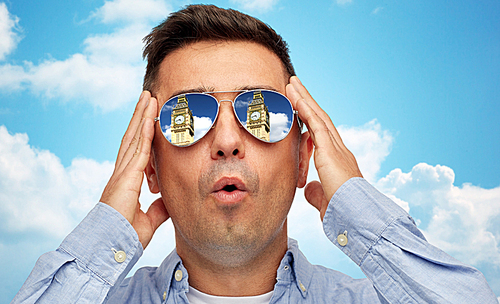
[114,250,127,263]
[337,231,348,247]
[175,270,183,281]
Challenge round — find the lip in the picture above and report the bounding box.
[211,177,248,205]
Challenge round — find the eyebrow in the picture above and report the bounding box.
[167,84,279,100]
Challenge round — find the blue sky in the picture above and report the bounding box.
[0,0,499,301]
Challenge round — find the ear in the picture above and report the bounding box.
[297,131,314,188]
[145,150,160,194]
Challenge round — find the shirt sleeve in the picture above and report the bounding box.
[11,202,143,304]
[323,177,497,304]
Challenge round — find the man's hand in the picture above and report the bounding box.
[100,91,170,249]
[286,76,363,221]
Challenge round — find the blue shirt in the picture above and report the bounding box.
[12,178,497,303]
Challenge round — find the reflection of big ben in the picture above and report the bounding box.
[246,91,270,141]
[171,95,194,145]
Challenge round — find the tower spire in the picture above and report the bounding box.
[246,91,270,141]
[171,95,194,145]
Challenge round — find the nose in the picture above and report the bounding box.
[210,100,246,160]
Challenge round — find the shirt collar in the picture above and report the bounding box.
[285,238,313,298]
[154,249,185,300]
[153,238,313,299]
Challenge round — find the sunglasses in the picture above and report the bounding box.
[155,89,300,147]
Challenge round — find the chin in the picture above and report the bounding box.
[185,217,286,267]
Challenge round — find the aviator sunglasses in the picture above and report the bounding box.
[155,89,300,147]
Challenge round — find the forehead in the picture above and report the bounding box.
[156,41,288,101]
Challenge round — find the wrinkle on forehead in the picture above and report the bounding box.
[166,85,281,101]
[156,41,288,103]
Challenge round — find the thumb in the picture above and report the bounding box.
[304,181,329,221]
[146,197,170,232]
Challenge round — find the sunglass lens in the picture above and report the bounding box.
[234,90,294,143]
[158,94,218,146]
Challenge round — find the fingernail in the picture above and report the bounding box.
[291,78,301,93]
[139,91,146,100]
[293,76,302,85]
[287,83,299,98]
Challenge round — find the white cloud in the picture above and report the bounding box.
[92,0,171,24]
[376,163,500,267]
[0,125,164,239]
[193,116,214,141]
[23,24,147,111]
[0,125,113,237]
[163,125,172,140]
[269,112,290,142]
[338,119,393,183]
[372,7,383,15]
[163,116,214,143]
[0,3,21,61]
[230,0,279,12]
[0,63,26,90]
[84,24,147,64]
[0,0,171,111]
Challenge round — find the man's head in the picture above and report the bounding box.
[144,5,312,268]
[142,4,295,95]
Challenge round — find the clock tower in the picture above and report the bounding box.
[171,95,194,146]
[246,91,270,141]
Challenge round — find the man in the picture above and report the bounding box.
[13,4,496,303]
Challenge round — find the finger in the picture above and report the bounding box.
[287,83,337,153]
[116,91,151,170]
[146,197,170,232]
[288,83,358,200]
[113,117,155,217]
[105,118,155,224]
[289,76,331,127]
[304,181,329,220]
[117,97,158,174]
[125,117,155,175]
[289,77,345,145]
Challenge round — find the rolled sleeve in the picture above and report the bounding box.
[13,203,143,304]
[60,202,143,286]
[322,177,497,303]
[323,177,412,266]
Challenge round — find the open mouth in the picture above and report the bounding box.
[221,184,238,192]
[211,177,248,204]
[212,177,247,193]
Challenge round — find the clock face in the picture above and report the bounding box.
[250,111,261,121]
[175,115,185,125]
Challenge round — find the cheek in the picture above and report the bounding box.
[152,141,208,215]
[250,140,300,195]
[252,147,299,229]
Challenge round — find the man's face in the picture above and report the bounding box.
[149,41,302,265]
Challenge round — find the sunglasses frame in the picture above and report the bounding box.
[155,89,301,147]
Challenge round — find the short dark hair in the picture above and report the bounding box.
[142,4,295,93]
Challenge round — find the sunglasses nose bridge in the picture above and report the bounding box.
[214,99,242,128]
